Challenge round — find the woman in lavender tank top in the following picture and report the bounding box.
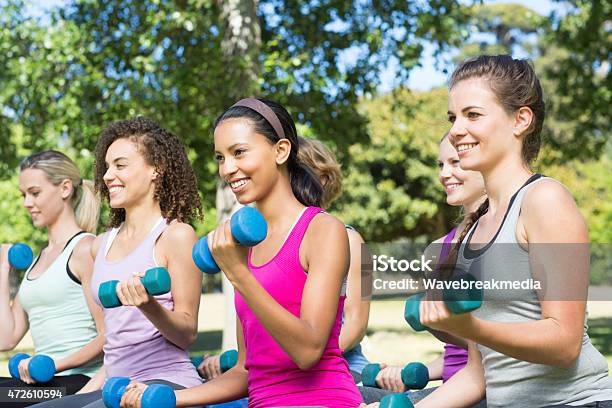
[362,134,486,405]
[30,117,204,408]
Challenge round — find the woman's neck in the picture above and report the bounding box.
[255,179,305,232]
[46,206,82,247]
[122,201,163,237]
[481,156,533,216]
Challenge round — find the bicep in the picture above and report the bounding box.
[300,219,349,340]
[11,295,29,344]
[161,228,202,318]
[524,182,587,337]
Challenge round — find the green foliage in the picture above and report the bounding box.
[333,88,455,241]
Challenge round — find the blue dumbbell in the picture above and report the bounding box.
[98,267,171,308]
[8,353,56,383]
[102,377,176,408]
[362,362,429,390]
[8,243,33,270]
[192,207,267,274]
[191,349,238,373]
[380,393,414,408]
[404,273,482,332]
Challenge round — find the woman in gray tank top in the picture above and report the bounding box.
[412,55,612,408]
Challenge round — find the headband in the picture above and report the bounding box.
[231,98,286,139]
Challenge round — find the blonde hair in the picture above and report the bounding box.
[297,137,342,208]
[21,150,100,233]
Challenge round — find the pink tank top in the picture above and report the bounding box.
[90,218,201,387]
[439,227,468,382]
[235,207,363,408]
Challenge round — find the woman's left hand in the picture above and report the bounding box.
[120,381,148,408]
[209,220,250,283]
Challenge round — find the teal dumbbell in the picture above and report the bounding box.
[404,273,482,332]
[362,362,429,390]
[102,377,176,408]
[192,207,267,274]
[191,349,238,373]
[380,393,414,408]
[98,267,171,308]
[8,353,56,383]
[8,243,33,270]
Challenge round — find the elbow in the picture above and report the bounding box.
[556,344,581,369]
[295,344,326,370]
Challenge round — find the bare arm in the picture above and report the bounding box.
[339,228,370,352]
[213,213,350,369]
[0,244,29,351]
[416,342,485,408]
[130,223,202,350]
[174,319,248,407]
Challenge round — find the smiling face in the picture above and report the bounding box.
[19,168,70,228]
[438,137,485,207]
[214,118,289,205]
[102,138,158,209]
[447,78,521,173]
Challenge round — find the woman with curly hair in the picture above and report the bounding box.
[31,116,204,408]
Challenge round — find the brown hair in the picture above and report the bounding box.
[297,137,342,208]
[94,117,203,227]
[442,55,545,277]
[449,55,545,165]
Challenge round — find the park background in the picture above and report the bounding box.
[0,0,610,378]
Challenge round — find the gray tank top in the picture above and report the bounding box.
[457,175,612,408]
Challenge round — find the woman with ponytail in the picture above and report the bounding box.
[412,55,612,408]
[0,150,104,404]
[123,98,363,407]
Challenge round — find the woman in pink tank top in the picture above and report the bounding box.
[124,98,363,408]
[361,134,486,405]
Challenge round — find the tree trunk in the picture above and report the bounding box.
[217,0,261,351]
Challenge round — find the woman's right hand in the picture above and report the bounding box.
[120,381,149,408]
[376,363,408,393]
[197,354,222,380]
[17,357,35,384]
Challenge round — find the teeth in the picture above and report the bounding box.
[109,186,124,193]
[446,183,461,190]
[230,179,247,189]
[457,143,477,152]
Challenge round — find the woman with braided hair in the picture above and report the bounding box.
[413,55,612,408]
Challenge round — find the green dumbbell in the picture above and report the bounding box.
[404,273,482,332]
[98,267,171,308]
[191,349,238,374]
[362,362,429,390]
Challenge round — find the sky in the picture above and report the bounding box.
[27,0,564,92]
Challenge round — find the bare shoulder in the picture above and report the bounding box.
[524,178,575,207]
[308,212,347,239]
[73,234,95,260]
[159,222,198,245]
[522,178,581,219]
[346,227,365,246]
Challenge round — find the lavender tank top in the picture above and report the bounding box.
[439,227,468,382]
[90,218,201,387]
[235,207,363,407]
